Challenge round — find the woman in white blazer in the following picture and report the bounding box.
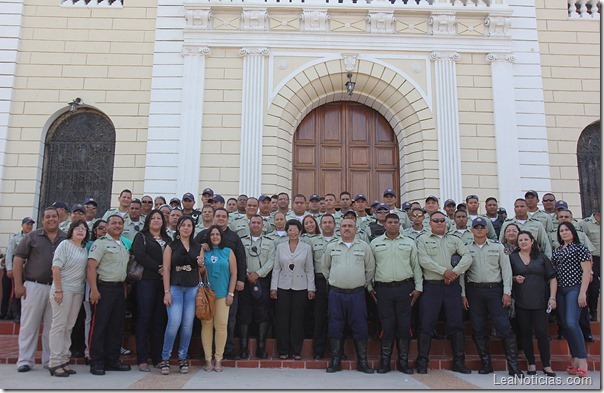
[270,219,315,360]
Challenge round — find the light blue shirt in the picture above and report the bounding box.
[204,247,232,298]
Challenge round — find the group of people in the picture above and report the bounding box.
[1,187,599,379]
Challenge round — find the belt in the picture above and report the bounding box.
[330,286,365,294]
[175,265,192,272]
[467,282,502,289]
[424,279,445,285]
[315,273,324,279]
[97,280,124,287]
[27,280,52,286]
[374,278,413,288]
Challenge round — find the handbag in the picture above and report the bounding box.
[196,270,216,320]
[126,234,146,282]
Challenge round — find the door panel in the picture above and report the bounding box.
[293,102,400,203]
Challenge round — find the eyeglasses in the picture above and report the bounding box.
[412,214,424,218]
[142,200,153,204]
[542,198,555,202]
[97,226,106,230]
[431,218,446,223]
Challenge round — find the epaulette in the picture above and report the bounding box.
[262,235,273,240]
[240,235,250,239]
[490,239,500,243]
[504,218,514,222]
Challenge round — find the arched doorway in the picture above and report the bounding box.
[39,108,116,221]
[293,102,400,203]
[577,119,601,217]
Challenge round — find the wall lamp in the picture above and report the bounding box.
[68,98,82,112]
[345,73,355,96]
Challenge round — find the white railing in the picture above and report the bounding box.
[187,0,507,7]
[568,0,600,18]
[61,0,123,6]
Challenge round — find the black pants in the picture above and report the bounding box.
[1,269,11,317]
[466,285,512,338]
[516,306,550,367]
[89,283,126,368]
[588,256,600,314]
[419,281,464,337]
[275,289,307,356]
[313,275,328,355]
[135,279,167,365]
[375,281,414,340]
[238,278,270,326]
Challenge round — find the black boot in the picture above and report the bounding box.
[396,338,414,374]
[340,338,348,360]
[473,335,493,374]
[377,338,393,374]
[256,322,269,359]
[416,332,431,374]
[450,332,471,374]
[239,324,249,359]
[326,339,342,373]
[354,340,374,374]
[502,335,524,377]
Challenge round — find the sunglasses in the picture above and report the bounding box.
[431,218,446,223]
[412,214,424,218]
[376,210,388,213]
[542,198,555,202]
[142,200,153,204]
[97,226,107,230]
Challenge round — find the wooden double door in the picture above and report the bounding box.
[293,102,400,204]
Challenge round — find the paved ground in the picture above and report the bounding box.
[0,364,599,390]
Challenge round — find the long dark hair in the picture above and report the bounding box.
[90,220,107,241]
[301,214,320,235]
[557,221,580,246]
[67,219,90,246]
[513,230,540,259]
[140,209,169,239]
[204,225,225,249]
[171,215,195,244]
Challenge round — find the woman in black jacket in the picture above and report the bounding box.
[132,209,171,372]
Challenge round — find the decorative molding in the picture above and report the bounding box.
[485,52,516,63]
[241,8,269,31]
[484,15,511,37]
[430,52,461,62]
[240,48,271,57]
[342,54,358,71]
[428,12,456,36]
[301,9,329,32]
[185,9,213,30]
[181,46,212,56]
[367,11,394,33]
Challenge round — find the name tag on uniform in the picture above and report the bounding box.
[373,243,387,250]
[353,250,365,256]
[330,249,342,256]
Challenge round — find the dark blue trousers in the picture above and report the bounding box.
[419,281,463,337]
[327,289,368,340]
[466,285,512,338]
[375,281,414,340]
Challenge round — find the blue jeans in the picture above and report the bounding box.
[161,285,197,361]
[557,285,587,359]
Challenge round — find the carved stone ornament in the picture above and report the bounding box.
[241,9,268,31]
[485,53,516,63]
[428,13,456,36]
[185,9,212,30]
[181,46,212,56]
[342,54,358,72]
[301,9,329,32]
[430,52,461,62]
[239,48,271,57]
[367,11,394,33]
[484,16,511,37]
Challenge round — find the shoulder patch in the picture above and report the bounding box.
[90,244,97,252]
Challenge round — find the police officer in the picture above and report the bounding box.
[258,195,275,234]
[322,218,376,374]
[122,199,143,242]
[369,214,422,374]
[402,208,430,241]
[462,217,523,376]
[83,197,99,230]
[230,197,259,238]
[524,190,553,233]
[416,211,472,374]
[465,195,497,240]
[382,188,410,229]
[307,194,322,218]
[484,197,505,238]
[578,208,600,321]
[499,198,552,258]
[364,203,389,243]
[286,194,307,222]
[2,217,34,322]
[353,194,373,235]
[239,215,275,359]
[307,214,338,359]
[448,209,474,244]
[444,199,456,220]
[102,189,132,221]
[87,215,131,375]
[181,193,201,225]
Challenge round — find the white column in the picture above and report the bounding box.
[431,52,462,203]
[487,53,521,210]
[239,47,269,197]
[178,46,210,198]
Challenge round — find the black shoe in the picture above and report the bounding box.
[543,369,556,377]
[17,365,31,373]
[49,366,70,377]
[71,350,85,358]
[527,370,537,375]
[105,363,131,371]
[585,334,594,342]
[90,367,105,376]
